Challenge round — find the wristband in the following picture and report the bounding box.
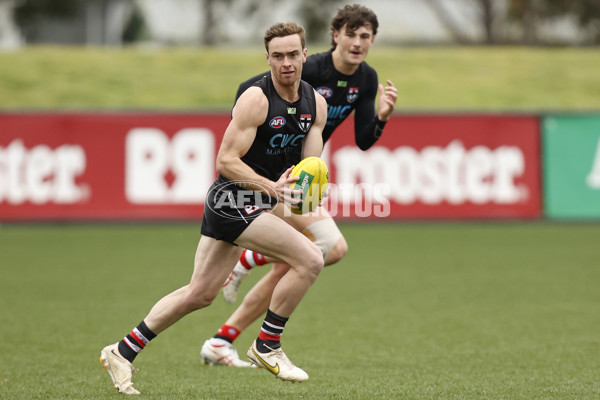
[373,117,387,139]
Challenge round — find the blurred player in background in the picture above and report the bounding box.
[99,22,328,393]
[200,4,398,367]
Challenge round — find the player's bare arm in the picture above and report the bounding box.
[377,79,398,121]
[217,86,301,206]
[301,92,327,159]
[216,87,271,190]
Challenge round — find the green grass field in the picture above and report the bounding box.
[1,43,599,399]
[0,46,599,111]
[1,223,599,399]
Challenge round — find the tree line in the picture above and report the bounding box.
[8,0,600,46]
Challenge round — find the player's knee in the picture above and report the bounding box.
[181,288,216,311]
[189,294,215,311]
[325,236,348,266]
[303,219,344,265]
[271,263,291,278]
[301,243,324,280]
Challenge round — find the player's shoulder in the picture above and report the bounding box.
[357,60,378,79]
[236,72,270,98]
[355,61,379,91]
[234,86,268,118]
[300,79,324,110]
[314,87,328,107]
[304,50,334,77]
[306,50,331,65]
[300,78,315,92]
[238,85,266,102]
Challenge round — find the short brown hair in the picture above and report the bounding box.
[264,22,306,52]
[330,4,379,48]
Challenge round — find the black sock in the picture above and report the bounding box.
[256,309,288,353]
[117,320,157,363]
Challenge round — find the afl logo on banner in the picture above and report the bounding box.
[316,86,333,99]
[269,116,286,129]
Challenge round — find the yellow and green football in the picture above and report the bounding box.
[289,156,329,214]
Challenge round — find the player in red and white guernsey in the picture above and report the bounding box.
[200,4,397,367]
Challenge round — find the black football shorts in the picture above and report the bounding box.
[201,176,277,244]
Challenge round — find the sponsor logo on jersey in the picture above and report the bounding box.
[316,86,333,98]
[269,116,286,129]
[347,87,359,103]
[337,80,348,87]
[287,107,296,115]
[326,105,352,125]
[298,114,313,132]
[267,133,306,155]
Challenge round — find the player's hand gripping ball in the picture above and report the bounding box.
[289,157,329,214]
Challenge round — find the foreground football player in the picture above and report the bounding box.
[99,22,328,393]
[200,4,398,367]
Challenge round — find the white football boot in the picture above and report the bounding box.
[246,340,309,382]
[200,338,254,367]
[99,343,140,395]
[222,262,252,303]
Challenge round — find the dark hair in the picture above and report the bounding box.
[330,4,379,48]
[264,22,306,52]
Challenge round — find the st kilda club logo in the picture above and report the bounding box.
[298,114,312,132]
[347,87,359,103]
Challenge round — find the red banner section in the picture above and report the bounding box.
[0,113,541,221]
[323,115,542,219]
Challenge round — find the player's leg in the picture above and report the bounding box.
[143,236,242,333]
[297,213,347,266]
[221,212,348,330]
[226,263,290,329]
[201,262,289,367]
[101,235,241,393]
[231,216,347,314]
[205,209,347,368]
[236,211,322,322]
[235,211,324,381]
[222,249,272,303]
[222,207,347,303]
[223,208,343,321]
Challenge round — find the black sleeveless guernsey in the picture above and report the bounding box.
[201,76,318,243]
[241,75,317,181]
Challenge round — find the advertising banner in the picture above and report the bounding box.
[543,114,600,219]
[0,113,542,221]
[323,115,542,219]
[0,113,228,221]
